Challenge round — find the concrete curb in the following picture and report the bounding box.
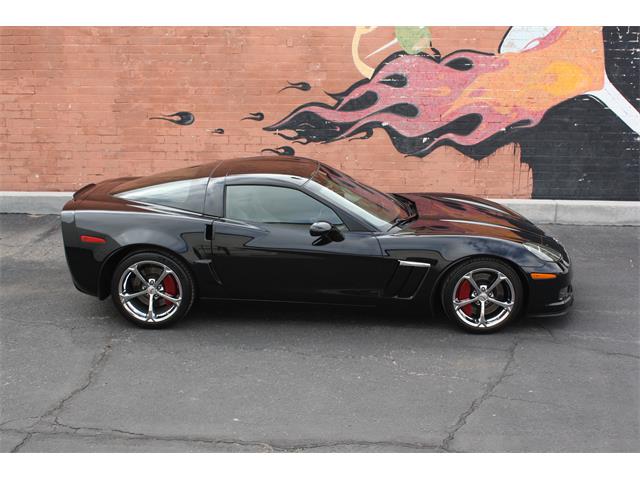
[493,199,640,226]
[1,191,638,225]
[1,191,73,215]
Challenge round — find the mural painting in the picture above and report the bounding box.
[266,26,640,200]
[261,146,296,156]
[4,26,635,200]
[279,81,312,93]
[149,111,196,126]
[242,112,265,122]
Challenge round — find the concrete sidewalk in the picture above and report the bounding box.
[1,191,639,225]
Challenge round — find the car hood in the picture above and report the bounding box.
[394,192,546,244]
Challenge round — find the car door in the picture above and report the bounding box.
[210,183,397,303]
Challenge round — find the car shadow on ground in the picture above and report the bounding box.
[155,297,558,337]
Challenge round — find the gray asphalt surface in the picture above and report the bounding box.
[0,214,638,452]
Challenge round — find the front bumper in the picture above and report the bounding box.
[524,260,574,317]
[528,285,574,317]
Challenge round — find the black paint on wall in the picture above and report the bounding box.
[149,111,195,126]
[519,97,639,200]
[279,81,311,93]
[242,112,265,121]
[261,146,296,156]
[518,27,639,200]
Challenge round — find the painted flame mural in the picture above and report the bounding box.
[266,26,639,200]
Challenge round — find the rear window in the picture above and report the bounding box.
[112,164,216,213]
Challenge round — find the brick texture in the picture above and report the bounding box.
[0,27,637,199]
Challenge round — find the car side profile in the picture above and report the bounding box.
[61,156,573,332]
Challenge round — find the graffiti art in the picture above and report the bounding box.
[278,81,312,93]
[241,112,265,121]
[149,111,196,126]
[266,26,639,200]
[261,146,296,156]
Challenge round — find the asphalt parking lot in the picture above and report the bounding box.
[0,214,638,452]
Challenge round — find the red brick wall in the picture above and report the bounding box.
[0,27,530,196]
[1,27,637,200]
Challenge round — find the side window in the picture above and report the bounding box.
[225,185,343,225]
[114,177,208,213]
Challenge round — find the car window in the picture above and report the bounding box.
[225,185,343,225]
[111,164,218,213]
[306,165,408,230]
[114,176,209,213]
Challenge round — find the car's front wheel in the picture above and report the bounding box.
[441,258,524,333]
[111,251,195,328]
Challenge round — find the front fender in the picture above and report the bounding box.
[376,234,556,312]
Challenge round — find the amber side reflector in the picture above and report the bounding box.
[80,235,106,244]
[531,273,557,280]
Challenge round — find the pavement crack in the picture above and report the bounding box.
[534,320,557,341]
[526,335,640,360]
[0,416,41,429]
[6,423,441,452]
[383,351,483,384]
[32,222,61,243]
[489,394,566,410]
[10,432,33,453]
[48,423,277,451]
[592,349,640,360]
[33,339,113,428]
[440,339,519,452]
[286,439,440,452]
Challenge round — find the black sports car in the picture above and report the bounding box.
[61,156,573,332]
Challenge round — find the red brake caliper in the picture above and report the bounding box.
[161,275,178,306]
[457,280,473,316]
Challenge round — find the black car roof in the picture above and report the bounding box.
[213,156,319,179]
[110,156,320,196]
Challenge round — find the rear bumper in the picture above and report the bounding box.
[61,209,102,297]
[64,246,101,297]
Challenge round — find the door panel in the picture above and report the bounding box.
[210,220,397,303]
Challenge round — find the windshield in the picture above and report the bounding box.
[305,165,409,230]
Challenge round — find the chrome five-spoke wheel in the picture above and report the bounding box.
[118,260,182,323]
[442,258,523,333]
[452,268,515,329]
[111,252,194,328]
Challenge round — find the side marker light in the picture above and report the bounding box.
[531,273,557,280]
[80,235,106,244]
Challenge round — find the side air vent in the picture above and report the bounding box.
[383,260,431,299]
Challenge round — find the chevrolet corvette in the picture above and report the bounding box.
[61,156,573,332]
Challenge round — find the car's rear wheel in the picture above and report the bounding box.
[441,258,523,333]
[111,251,195,328]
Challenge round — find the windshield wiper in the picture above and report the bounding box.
[388,211,419,231]
[387,195,418,230]
[394,193,417,212]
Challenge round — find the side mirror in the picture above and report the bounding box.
[310,221,344,244]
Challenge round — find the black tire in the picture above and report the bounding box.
[110,251,196,328]
[441,257,524,333]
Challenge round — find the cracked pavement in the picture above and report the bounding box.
[0,214,638,452]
